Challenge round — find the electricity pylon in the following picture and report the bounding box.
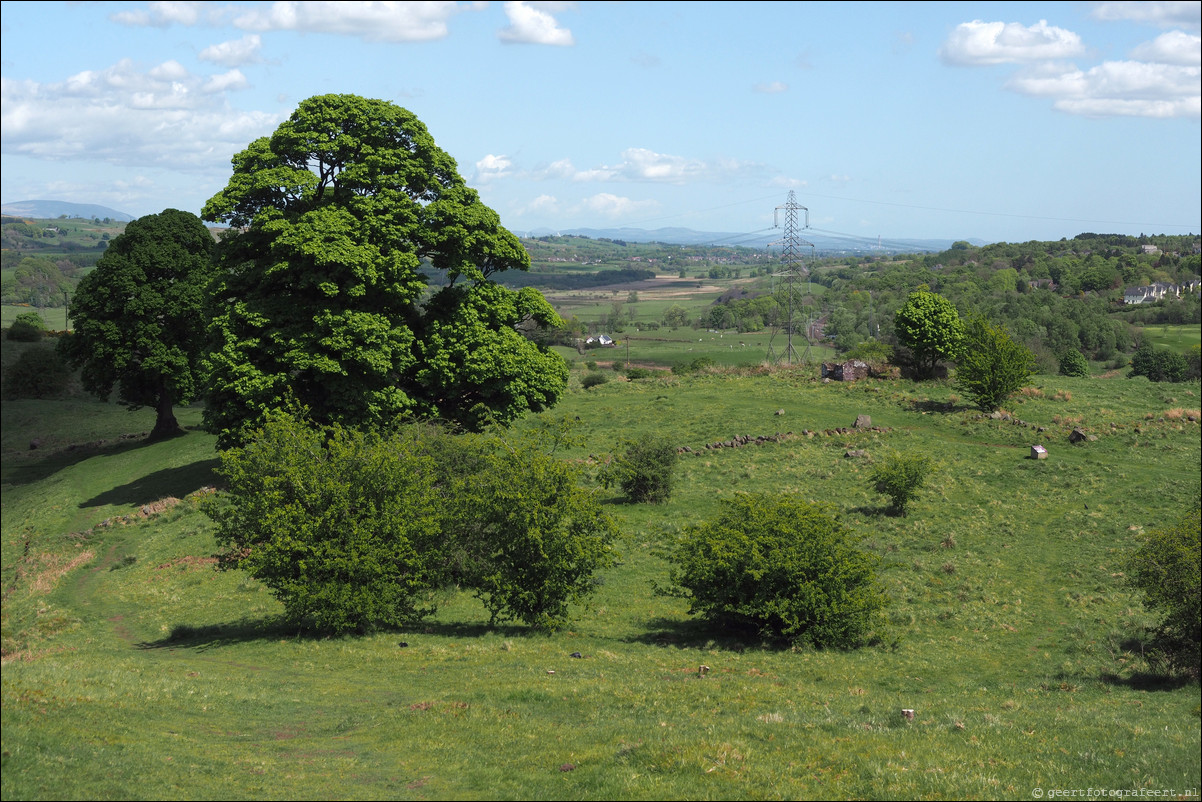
[766,191,815,365]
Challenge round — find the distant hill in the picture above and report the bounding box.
[1,200,135,222]
[519,226,987,254]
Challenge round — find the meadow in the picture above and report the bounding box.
[2,341,1200,799]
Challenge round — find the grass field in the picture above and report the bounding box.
[2,351,1200,799]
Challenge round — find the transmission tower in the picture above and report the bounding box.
[766,191,815,365]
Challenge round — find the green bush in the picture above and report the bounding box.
[1126,507,1201,678]
[581,372,609,389]
[207,411,617,634]
[7,312,47,342]
[869,452,931,516]
[954,315,1037,411]
[1058,349,1090,378]
[624,367,652,380]
[208,412,447,634]
[1129,342,1189,383]
[672,356,715,375]
[438,430,618,631]
[600,432,678,503]
[2,343,74,399]
[665,494,887,648]
[843,339,893,367]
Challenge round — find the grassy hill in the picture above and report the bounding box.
[3,344,1199,798]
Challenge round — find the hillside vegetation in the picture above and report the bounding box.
[3,339,1199,798]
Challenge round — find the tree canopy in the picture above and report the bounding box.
[894,289,964,379]
[201,94,566,446]
[58,209,216,439]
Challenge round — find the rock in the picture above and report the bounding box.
[775,409,785,416]
[854,414,872,429]
[1069,427,1092,443]
[845,449,868,459]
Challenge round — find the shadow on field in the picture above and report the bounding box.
[1100,671,1196,691]
[138,617,310,650]
[629,617,783,652]
[909,399,958,414]
[81,458,220,508]
[3,436,152,487]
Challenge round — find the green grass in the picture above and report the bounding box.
[2,370,1200,800]
[1138,323,1202,353]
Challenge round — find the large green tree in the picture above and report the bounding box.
[59,209,215,439]
[202,94,566,446]
[893,289,964,379]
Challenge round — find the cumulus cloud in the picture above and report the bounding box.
[1007,59,1200,117]
[475,153,513,181]
[940,19,1085,65]
[1130,31,1202,65]
[530,148,760,184]
[234,1,469,42]
[111,1,206,27]
[754,81,789,94]
[575,193,658,218]
[1091,1,1202,29]
[199,35,263,67]
[0,59,278,168]
[498,1,575,46]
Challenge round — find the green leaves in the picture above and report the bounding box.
[1126,506,1201,678]
[869,452,931,516]
[58,209,215,438]
[894,290,965,379]
[203,94,561,446]
[954,314,1037,411]
[665,494,887,648]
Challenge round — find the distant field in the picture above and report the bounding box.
[1138,323,1201,352]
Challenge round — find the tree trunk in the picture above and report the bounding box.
[149,381,182,441]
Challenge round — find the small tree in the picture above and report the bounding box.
[1126,507,1200,678]
[600,432,678,503]
[869,452,931,516]
[208,412,446,634]
[59,209,215,439]
[7,311,47,342]
[438,430,618,631]
[954,314,1037,411]
[894,289,964,379]
[665,494,887,648]
[1058,348,1090,377]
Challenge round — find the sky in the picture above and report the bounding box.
[1,1,1200,245]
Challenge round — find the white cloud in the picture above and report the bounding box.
[234,1,470,43]
[498,1,574,46]
[475,153,513,181]
[1007,59,1201,118]
[531,148,760,184]
[1130,31,1202,65]
[199,35,263,67]
[575,193,658,219]
[111,1,206,27]
[940,19,1085,65]
[0,60,278,169]
[754,81,789,94]
[1092,2,1202,30]
[519,194,561,216]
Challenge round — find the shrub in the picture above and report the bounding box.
[438,430,618,631]
[1058,349,1090,378]
[844,339,893,367]
[7,312,47,341]
[869,452,931,516]
[600,432,678,503]
[2,343,74,399]
[1126,507,1200,678]
[625,367,652,380]
[207,412,446,634]
[954,315,1037,411]
[581,372,609,389]
[1129,342,1189,383]
[673,356,716,375]
[207,411,617,634]
[665,494,887,648]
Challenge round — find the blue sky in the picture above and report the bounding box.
[2,1,1199,243]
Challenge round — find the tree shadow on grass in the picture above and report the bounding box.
[851,503,904,518]
[137,616,300,651]
[3,435,154,487]
[137,615,535,652]
[81,457,220,508]
[909,399,958,414]
[1099,671,1196,691]
[628,616,788,653]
